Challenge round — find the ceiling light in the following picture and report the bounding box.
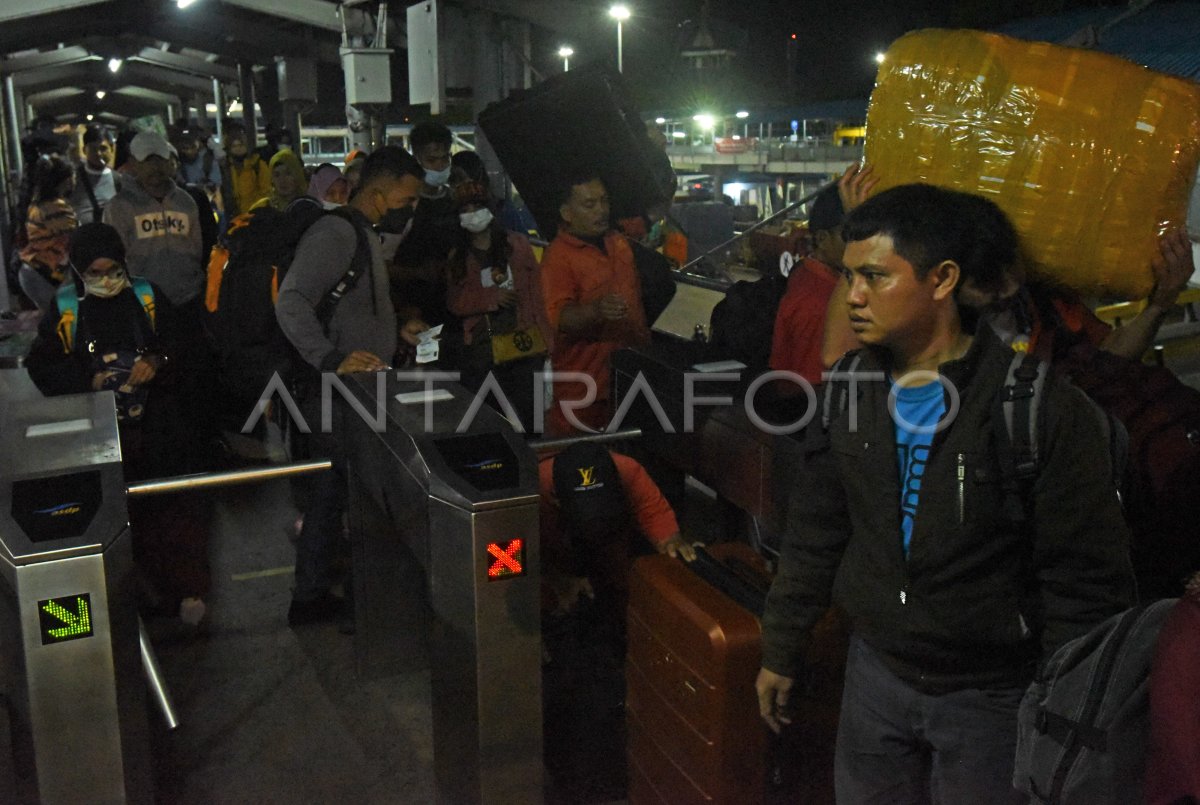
[95,90,106,99]
[735,110,749,119]
[177,0,198,7]
[108,58,123,73]
[655,117,666,124]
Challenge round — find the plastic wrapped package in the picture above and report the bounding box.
[864,29,1200,299]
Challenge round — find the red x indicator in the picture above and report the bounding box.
[486,539,525,580]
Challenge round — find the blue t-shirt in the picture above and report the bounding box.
[893,379,946,556]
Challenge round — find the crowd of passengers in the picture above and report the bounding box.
[5,113,1200,801]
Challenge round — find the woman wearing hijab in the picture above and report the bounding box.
[306,162,351,208]
[444,179,552,433]
[251,148,309,211]
[25,223,211,626]
[17,155,78,311]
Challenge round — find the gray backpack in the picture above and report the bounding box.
[1013,598,1176,804]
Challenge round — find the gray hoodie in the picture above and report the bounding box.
[104,176,203,305]
[276,212,397,372]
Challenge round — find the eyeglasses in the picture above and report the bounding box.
[81,262,126,280]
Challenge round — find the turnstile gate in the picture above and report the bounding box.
[0,392,151,804]
[338,372,542,805]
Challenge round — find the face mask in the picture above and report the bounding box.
[375,204,415,235]
[459,208,494,234]
[84,272,130,299]
[424,166,451,187]
[321,200,343,211]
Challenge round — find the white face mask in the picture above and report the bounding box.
[84,273,130,299]
[459,208,494,234]
[424,166,451,187]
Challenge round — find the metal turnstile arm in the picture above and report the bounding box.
[139,617,179,731]
[126,460,332,497]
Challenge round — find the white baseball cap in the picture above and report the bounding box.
[129,131,177,161]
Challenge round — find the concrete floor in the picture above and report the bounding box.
[146,479,437,804]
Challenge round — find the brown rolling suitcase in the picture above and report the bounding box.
[626,543,847,805]
[626,543,770,805]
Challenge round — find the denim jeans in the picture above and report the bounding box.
[835,635,1027,805]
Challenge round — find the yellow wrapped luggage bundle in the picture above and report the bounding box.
[864,28,1200,300]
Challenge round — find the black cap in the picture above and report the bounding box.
[70,222,126,271]
[552,443,628,547]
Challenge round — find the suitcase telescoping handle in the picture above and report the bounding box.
[686,546,770,617]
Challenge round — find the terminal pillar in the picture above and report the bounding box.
[0,393,151,804]
[238,62,258,145]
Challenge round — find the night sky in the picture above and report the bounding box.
[558,0,1130,110]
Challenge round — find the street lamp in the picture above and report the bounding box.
[875,51,886,64]
[609,5,631,73]
[693,113,715,144]
[558,46,574,72]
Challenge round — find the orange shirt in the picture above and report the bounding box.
[541,230,650,432]
[769,256,840,384]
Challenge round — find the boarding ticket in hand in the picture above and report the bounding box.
[414,324,444,364]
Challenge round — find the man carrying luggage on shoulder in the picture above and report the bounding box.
[755,184,1135,802]
[275,145,426,626]
[541,173,651,435]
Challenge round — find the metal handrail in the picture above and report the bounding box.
[680,179,836,273]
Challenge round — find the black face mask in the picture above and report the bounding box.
[375,204,415,235]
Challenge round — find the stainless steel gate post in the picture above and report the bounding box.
[0,393,151,804]
[339,373,543,805]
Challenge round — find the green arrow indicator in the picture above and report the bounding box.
[38,594,94,644]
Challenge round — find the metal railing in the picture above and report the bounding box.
[666,141,864,164]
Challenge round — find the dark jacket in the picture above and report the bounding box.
[761,324,1135,693]
[25,281,191,480]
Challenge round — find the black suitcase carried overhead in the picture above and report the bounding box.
[476,64,675,241]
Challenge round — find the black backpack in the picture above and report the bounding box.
[205,203,370,412]
[708,271,788,370]
[1013,599,1176,804]
[627,237,677,327]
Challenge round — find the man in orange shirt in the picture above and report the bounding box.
[768,184,847,384]
[541,174,651,435]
